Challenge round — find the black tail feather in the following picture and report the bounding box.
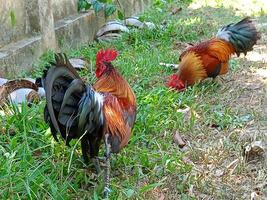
[216,17,261,56]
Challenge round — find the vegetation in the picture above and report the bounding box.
[78,0,124,19]
[0,0,266,199]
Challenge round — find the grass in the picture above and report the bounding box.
[1,0,267,199]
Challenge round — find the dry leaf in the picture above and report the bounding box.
[214,169,224,177]
[171,7,182,15]
[182,156,194,165]
[177,107,191,121]
[173,132,186,148]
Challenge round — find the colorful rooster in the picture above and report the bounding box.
[42,49,136,197]
[167,17,261,91]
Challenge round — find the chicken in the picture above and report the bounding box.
[167,17,261,91]
[41,49,136,197]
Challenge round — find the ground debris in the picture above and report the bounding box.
[225,158,240,175]
[251,191,261,200]
[245,141,266,161]
[159,62,179,69]
[170,7,182,15]
[214,169,224,177]
[177,107,191,121]
[173,132,186,148]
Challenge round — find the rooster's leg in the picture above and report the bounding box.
[89,136,102,174]
[92,157,101,174]
[104,134,111,198]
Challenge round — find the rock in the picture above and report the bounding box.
[124,17,156,30]
[96,21,129,38]
[124,17,144,28]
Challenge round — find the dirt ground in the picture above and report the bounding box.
[188,21,267,199]
[156,17,267,200]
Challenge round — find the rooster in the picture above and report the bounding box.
[42,49,136,197]
[167,17,261,91]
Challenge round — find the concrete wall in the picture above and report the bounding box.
[0,0,28,47]
[0,0,151,77]
[51,0,77,22]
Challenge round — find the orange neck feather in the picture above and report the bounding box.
[93,68,136,107]
[178,52,208,86]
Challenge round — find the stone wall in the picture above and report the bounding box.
[0,0,151,77]
[0,0,28,47]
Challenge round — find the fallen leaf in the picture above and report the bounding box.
[182,156,194,165]
[173,132,186,148]
[214,169,224,177]
[177,107,191,121]
[171,7,182,15]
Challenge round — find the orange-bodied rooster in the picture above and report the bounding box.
[167,17,261,91]
[41,49,136,197]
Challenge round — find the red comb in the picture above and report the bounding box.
[96,49,118,64]
[166,74,185,91]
